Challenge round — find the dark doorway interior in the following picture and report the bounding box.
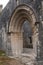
[22,20,33,53]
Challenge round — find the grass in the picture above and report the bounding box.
[0,50,9,65]
[0,50,5,56]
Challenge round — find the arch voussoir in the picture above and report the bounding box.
[9,4,37,33]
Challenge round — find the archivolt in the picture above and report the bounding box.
[8,4,38,33]
[7,4,39,57]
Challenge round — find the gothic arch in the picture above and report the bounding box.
[8,4,39,58]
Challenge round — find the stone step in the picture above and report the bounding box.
[15,53,36,65]
[17,57,36,65]
[21,57,36,65]
[21,53,36,65]
[24,61,36,65]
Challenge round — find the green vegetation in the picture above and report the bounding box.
[0,50,6,56]
[0,50,15,65]
[0,50,7,65]
[0,50,24,65]
[0,50,10,65]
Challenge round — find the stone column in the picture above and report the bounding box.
[32,25,39,58]
[11,32,23,58]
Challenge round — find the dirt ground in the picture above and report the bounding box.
[0,56,25,65]
[0,50,25,65]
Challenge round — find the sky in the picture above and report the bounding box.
[0,0,9,9]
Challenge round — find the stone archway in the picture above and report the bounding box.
[8,4,39,58]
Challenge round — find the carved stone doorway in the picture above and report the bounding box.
[8,4,39,58]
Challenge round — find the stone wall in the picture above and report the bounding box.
[0,5,2,49]
[0,0,43,64]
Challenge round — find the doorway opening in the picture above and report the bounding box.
[8,4,38,58]
[22,20,33,53]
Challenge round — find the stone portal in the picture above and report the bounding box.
[8,4,39,59]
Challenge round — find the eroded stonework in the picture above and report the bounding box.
[0,0,43,65]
